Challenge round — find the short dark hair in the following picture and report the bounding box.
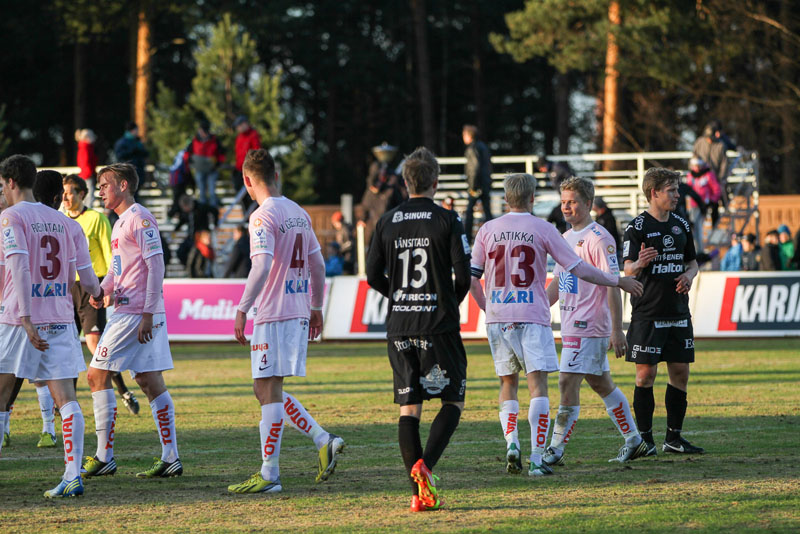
[401,147,439,194]
[642,167,680,201]
[63,174,88,197]
[125,121,138,132]
[98,162,139,194]
[34,170,64,209]
[0,155,37,189]
[743,233,757,243]
[242,149,276,186]
[766,229,780,238]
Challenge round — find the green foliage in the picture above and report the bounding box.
[278,141,317,204]
[50,0,127,43]
[146,82,197,164]
[0,104,11,158]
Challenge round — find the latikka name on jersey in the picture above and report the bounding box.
[491,231,535,243]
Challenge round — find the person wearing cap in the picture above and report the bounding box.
[686,156,721,253]
[692,120,730,207]
[233,115,260,212]
[184,118,225,207]
[777,225,795,270]
[761,230,782,271]
[740,233,761,271]
[113,121,148,192]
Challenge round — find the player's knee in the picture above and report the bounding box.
[443,400,464,412]
[586,374,614,397]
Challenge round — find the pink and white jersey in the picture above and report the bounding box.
[108,203,165,314]
[553,222,619,338]
[63,214,93,273]
[471,212,582,326]
[0,201,76,325]
[249,196,321,324]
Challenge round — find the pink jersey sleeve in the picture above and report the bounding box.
[470,225,486,274]
[135,216,164,259]
[2,211,28,259]
[249,211,275,258]
[543,223,582,272]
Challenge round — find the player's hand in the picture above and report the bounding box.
[103,295,112,308]
[309,309,323,341]
[635,243,658,269]
[89,292,105,309]
[138,313,153,344]
[234,310,248,346]
[21,316,49,351]
[618,276,643,297]
[675,273,693,294]
[610,329,627,359]
[92,287,104,303]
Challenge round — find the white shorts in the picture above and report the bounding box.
[559,336,611,376]
[90,313,173,376]
[250,318,309,379]
[487,322,558,376]
[0,323,84,381]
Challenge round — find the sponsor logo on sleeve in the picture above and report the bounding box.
[461,234,471,254]
[142,219,151,227]
[2,227,18,251]
[623,240,630,257]
[1,217,8,226]
[607,245,615,254]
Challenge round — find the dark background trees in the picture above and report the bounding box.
[0,0,797,200]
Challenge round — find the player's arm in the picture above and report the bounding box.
[450,214,472,303]
[365,222,389,297]
[468,226,486,310]
[91,265,114,309]
[138,253,165,344]
[622,224,658,277]
[676,220,699,294]
[308,248,325,340]
[235,253,272,346]
[546,275,559,306]
[7,253,48,351]
[607,286,626,358]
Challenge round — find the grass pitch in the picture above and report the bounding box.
[1,339,798,533]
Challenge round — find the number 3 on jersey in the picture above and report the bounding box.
[487,244,535,287]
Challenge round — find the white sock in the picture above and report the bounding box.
[549,405,581,451]
[36,385,56,435]
[150,391,178,463]
[260,402,284,481]
[603,387,641,445]
[3,405,10,435]
[92,389,117,462]
[283,392,329,450]
[499,400,520,448]
[528,397,550,465]
[0,412,7,455]
[59,401,84,480]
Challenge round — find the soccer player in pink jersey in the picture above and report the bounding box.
[541,177,647,466]
[228,149,343,494]
[82,163,182,479]
[469,173,642,476]
[0,155,103,498]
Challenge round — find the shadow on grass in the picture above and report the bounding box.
[1,414,797,512]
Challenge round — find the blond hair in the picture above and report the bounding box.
[503,173,536,208]
[98,163,139,194]
[642,167,680,201]
[560,176,595,204]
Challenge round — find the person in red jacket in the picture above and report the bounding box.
[184,118,225,207]
[233,115,260,212]
[75,128,98,206]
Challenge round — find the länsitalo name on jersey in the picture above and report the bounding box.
[394,237,430,249]
[392,211,432,223]
[651,263,684,274]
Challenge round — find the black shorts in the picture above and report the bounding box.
[625,319,695,365]
[72,279,106,336]
[387,332,467,405]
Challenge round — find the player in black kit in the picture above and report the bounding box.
[622,167,704,456]
[366,147,471,512]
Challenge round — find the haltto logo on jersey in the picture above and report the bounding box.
[490,290,534,304]
[31,282,68,297]
[651,263,683,274]
[718,276,800,331]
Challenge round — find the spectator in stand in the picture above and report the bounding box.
[778,225,795,270]
[185,118,225,207]
[741,234,760,271]
[187,229,215,278]
[686,156,722,252]
[539,156,574,234]
[692,120,730,207]
[233,115,260,212]
[357,174,402,251]
[325,241,344,277]
[174,194,219,266]
[75,128,98,206]
[592,196,620,249]
[720,234,742,271]
[761,230,782,271]
[793,231,800,270]
[113,121,148,187]
[441,196,455,210]
[223,225,251,278]
[463,125,493,242]
[331,211,354,274]
[676,177,705,228]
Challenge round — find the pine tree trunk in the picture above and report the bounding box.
[410,0,436,151]
[134,5,151,139]
[602,1,621,170]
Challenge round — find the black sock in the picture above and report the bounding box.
[633,386,655,442]
[665,383,688,442]
[112,372,129,395]
[398,416,423,495]
[6,377,24,410]
[422,404,462,470]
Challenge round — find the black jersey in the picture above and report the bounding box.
[366,197,472,336]
[622,211,697,320]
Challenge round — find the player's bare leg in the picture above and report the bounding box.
[0,373,17,454]
[526,371,552,476]
[1,376,23,448]
[43,379,85,498]
[498,374,522,473]
[663,362,703,454]
[32,381,57,447]
[229,376,284,493]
